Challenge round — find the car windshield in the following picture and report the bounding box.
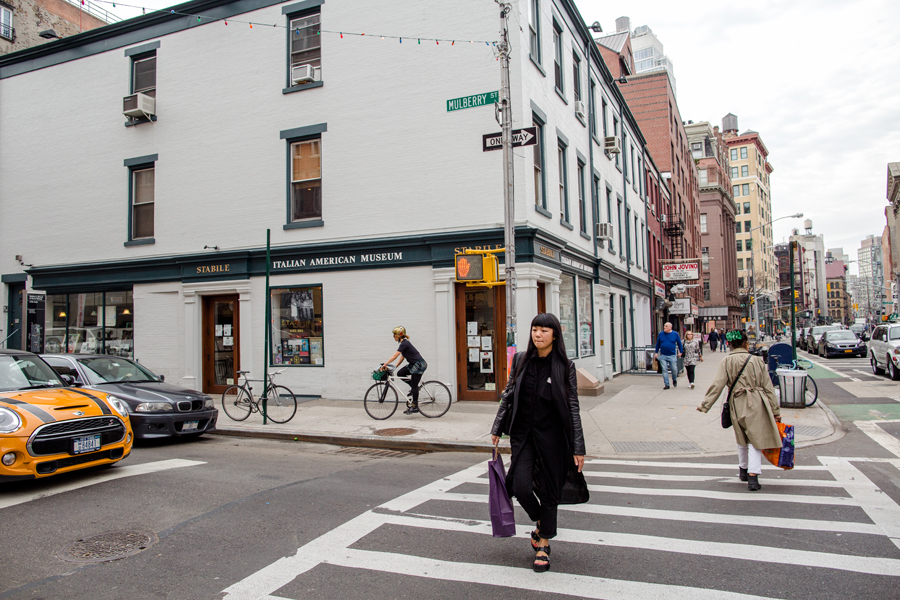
[0,355,65,392]
[826,332,857,341]
[812,327,837,335]
[77,357,160,384]
[850,325,864,332]
[891,328,900,341]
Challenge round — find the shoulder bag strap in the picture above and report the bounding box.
[727,356,753,403]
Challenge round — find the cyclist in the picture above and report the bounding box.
[381,326,428,415]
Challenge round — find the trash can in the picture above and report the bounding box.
[777,368,807,409]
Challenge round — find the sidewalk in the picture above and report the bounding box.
[214,350,842,457]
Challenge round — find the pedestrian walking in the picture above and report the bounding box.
[490,313,588,573]
[720,329,728,352]
[708,329,719,352]
[696,329,782,491]
[654,322,683,389]
[682,331,703,389]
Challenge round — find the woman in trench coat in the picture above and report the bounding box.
[696,329,782,491]
[491,313,588,573]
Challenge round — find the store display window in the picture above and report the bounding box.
[42,291,134,357]
[559,274,577,359]
[578,277,594,357]
[270,286,324,366]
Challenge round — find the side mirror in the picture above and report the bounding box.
[61,375,75,386]
[159,374,166,382]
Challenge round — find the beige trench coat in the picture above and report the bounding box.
[698,348,782,450]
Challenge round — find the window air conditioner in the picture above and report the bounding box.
[575,100,586,120]
[291,64,316,85]
[123,92,155,118]
[660,213,667,224]
[604,136,621,154]
[595,222,613,241]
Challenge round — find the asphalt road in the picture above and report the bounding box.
[1,352,900,600]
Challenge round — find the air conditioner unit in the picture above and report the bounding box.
[660,213,667,224]
[291,64,316,85]
[123,92,155,118]
[604,136,621,154]
[574,100,586,120]
[595,222,613,241]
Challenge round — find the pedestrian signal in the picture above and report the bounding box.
[455,251,501,287]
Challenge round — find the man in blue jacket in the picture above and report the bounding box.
[654,322,683,390]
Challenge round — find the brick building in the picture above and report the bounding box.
[0,0,113,56]
[825,260,850,326]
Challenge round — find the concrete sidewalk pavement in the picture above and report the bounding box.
[214,350,843,457]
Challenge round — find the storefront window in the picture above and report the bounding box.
[463,288,498,392]
[41,291,134,358]
[558,275,577,359]
[578,277,593,357]
[270,286,324,365]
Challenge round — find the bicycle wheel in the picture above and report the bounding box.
[364,382,398,420]
[804,374,818,407]
[263,385,298,423]
[416,381,452,418]
[221,385,253,421]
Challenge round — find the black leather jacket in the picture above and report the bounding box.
[491,352,586,456]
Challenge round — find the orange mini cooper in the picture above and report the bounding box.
[0,349,133,482]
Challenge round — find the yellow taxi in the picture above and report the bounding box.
[0,349,133,482]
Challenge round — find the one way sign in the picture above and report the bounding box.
[482,127,538,152]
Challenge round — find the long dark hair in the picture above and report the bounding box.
[523,312,570,364]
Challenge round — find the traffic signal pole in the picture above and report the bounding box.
[790,240,797,361]
[498,3,517,350]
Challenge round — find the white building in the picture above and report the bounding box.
[790,222,827,322]
[614,16,676,97]
[1,0,652,407]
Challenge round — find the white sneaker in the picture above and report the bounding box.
[690,383,695,389]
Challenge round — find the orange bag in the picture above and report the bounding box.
[761,422,794,470]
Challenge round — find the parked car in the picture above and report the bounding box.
[797,327,811,351]
[806,326,840,355]
[0,349,133,482]
[850,323,869,341]
[817,330,867,358]
[868,323,900,380]
[42,354,217,441]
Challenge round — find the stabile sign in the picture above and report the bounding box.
[482,127,538,152]
[661,262,700,282]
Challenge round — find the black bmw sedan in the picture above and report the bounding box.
[41,354,217,441]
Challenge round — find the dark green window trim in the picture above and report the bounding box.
[1,273,27,283]
[124,154,157,167]
[532,109,547,212]
[282,0,323,14]
[280,123,327,140]
[559,219,573,231]
[282,123,326,227]
[124,238,155,247]
[125,154,157,246]
[124,41,159,57]
[529,100,547,123]
[529,54,545,76]
[283,80,323,94]
[284,219,324,230]
[535,205,552,218]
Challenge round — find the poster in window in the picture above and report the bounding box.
[215,325,223,337]
[467,336,479,347]
[223,324,232,336]
[223,336,234,347]
[468,348,479,362]
[480,351,493,374]
[467,322,478,335]
[481,336,492,350]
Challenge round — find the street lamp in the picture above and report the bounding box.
[748,213,803,338]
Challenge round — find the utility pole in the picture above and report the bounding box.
[790,240,797,361]
[498,2,517,350]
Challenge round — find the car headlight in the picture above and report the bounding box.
[134,402,173,413]
[106,395,130,417]
[0,407,22,434]
[203,398,215,410]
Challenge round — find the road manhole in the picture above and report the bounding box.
[374,427,417,437]
[336,447,420,458]
[58,530,158,563]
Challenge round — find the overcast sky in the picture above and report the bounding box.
[103,0,900,274]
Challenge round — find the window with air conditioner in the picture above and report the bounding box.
[288,9,321,89]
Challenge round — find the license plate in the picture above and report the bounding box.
[72,434,101,454]
[845,350,852,353]
[182,421,199,432]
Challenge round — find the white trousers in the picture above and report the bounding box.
[737,443,762,474]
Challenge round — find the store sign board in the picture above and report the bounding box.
[669,298,691,314]
[271,251,407,272]
[532,241,593,276]
[654,280,666,297]
[661,262,700,282]
[691,303,699,316]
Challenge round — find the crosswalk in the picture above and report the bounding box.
[222,454,900,600]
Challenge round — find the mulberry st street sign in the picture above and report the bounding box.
[482,127,538,152]
[447,91,499,112]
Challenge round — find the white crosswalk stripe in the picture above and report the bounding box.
[222,456,900,599]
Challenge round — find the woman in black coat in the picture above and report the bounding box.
[490,313,587,573]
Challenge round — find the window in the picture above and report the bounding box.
[561,276,594,358]
[43,292,135,357]
[558,141,569,222]
[552,22,564,93]
[577,161,586,233]
[623,132,629,180]
[741,165,749,177]
[533,117,546,210]
[737,240,743,252]
[270,286,324,366]
[745,220,751,232]
[132,167,155,240]
[691,142,703,159]
[589,81,597,135]
[743,202,750,214]
[559,275,578,358]
[132,54,156,98]
[572,53,581,103]
[529,0,540,62]
[601,97,608,139]
[617,198,623,255]
[613,117,620,167]
[738,258,744,270]
[289,9,321,85]
[733,185,740,197]
[0,6,13,41]
[746,238,752,251]
[578,277,594,357]
[699,169,708,186]
[731,148,738,161]
[290,138,322,221]
[735,222,741,234]
[703,280,710,301]
[731,166,739,179]
[742,183,750,196]
[700,213,707,234]
[606,188,614,253]
[741,147,748,159]
[630,145,636,187]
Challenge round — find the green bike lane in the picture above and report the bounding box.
[801,354,900,422]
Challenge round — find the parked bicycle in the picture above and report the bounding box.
[365,366,452,420]
[221,369,298,423]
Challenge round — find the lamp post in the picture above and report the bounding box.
[748,213,803,339]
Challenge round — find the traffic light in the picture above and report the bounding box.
[455,251,500,287]
[794,290,800,298]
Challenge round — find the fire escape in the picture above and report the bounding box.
[663,213,685,259]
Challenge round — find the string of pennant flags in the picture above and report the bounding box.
[86,0,498,45]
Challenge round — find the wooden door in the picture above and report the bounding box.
[537,282,546,314]
[455,284,507,401]
[202,295,240,394]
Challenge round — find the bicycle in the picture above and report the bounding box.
[221,369,298,423]
[772,357,818,407]
[364,365,452,420]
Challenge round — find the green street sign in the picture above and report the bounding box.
[447,91,499,112]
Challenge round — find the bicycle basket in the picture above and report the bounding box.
[372,369,386,381]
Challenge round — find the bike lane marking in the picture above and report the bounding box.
[855,419,900,459]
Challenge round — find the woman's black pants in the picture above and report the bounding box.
[396,366,421,404]
[686,365,696,384]
[509,436,559,539]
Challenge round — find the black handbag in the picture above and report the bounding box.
[722,356,752,429]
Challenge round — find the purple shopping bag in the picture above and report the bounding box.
[488,447,517,537]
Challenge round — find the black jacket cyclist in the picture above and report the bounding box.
[381,326,428,415]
